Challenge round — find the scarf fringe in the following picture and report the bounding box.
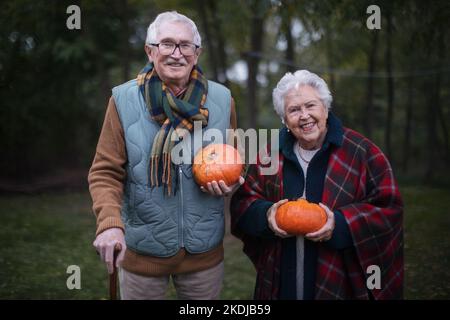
[150,152,173,196]
[150,155,160,187]
[162,152,170,195]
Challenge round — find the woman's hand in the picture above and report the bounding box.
[305,203,335,242]
[266,199,290,238]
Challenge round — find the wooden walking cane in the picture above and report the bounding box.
[109,245,121,300]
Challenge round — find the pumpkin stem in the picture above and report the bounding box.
[208,151,218,161]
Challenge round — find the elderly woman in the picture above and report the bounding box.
[230,70,403,300]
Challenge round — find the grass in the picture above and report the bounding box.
[0,192,255,299]
[403,186,450,299]
[0,185,448,299]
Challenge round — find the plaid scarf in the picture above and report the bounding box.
[137,63,209,195]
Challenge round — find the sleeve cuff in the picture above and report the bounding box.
[237,199,276,238]
[326,210,353,250]
[96,216,124,237]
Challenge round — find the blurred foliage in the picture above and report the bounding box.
[0,0,449,185]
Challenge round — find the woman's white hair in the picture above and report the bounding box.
[272,70,332,122]
[145,11,202,47]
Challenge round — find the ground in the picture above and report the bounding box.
[0,185,448,299]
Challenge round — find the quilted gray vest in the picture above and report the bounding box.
[113,79,231,257]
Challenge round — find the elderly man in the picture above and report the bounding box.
[88,11,242,300]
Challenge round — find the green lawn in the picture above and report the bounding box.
[0,185,448,299]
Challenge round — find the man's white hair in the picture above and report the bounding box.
[272,70,332,122]
[145,11,202,47]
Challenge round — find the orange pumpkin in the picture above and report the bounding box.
[192,144,243,188]
[275,199,327,235]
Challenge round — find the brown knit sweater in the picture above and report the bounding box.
[88,93,237,276]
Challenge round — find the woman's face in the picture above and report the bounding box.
[283,85,329,150]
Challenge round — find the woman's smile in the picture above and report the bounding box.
[299,121,316,133]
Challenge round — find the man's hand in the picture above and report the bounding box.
[266,199,290,238]
[305,203,335,242]
[200,176,245,197]
[93,227,126,274]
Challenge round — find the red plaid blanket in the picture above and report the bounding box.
[230,128,403,299]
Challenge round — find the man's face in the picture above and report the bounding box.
[145,21,200,90]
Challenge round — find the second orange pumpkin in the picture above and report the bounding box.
[275,199,327,235]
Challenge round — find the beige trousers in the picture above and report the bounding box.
[118,261,224,300]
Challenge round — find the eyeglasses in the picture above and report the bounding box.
[149,42,199,57]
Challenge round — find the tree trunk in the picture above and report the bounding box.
[384,9,394,163]
[424,76,439,183]
[281,4,295,73]
[402,28,419,174]
[364,31,378,139]
[120,0,130,82]
[99,57,112,109]
[208,0,229,86]
[402,74,413,173]
[246,3,265,129]
[424,12,446,183]
[197,0,219,82]
[424,34,442,183]
[436,95,449,162]
[325,24,336,109]
[435,26,449,162]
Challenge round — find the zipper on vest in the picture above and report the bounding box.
[178,164,184,248]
